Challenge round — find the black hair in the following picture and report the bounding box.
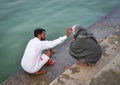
[34,28,46,37]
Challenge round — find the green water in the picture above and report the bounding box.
[0,0,120,82]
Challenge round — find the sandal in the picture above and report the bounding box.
[46,60,55,66]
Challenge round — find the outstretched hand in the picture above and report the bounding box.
[66,28,71,38]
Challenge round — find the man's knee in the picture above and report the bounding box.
[44,51,52,58]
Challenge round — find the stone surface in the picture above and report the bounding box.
[50,34,120,85]
[89,53,120,85]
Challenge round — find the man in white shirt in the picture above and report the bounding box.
[21,28,71,74]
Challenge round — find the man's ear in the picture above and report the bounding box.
[37,34,41,39]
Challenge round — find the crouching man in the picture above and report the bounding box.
[21,28,71,74]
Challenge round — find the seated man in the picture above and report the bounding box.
[69,25,102,66]
[21,28,71,74]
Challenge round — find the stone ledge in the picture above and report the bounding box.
[49,34,120,85]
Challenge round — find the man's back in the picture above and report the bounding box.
[69,28,102,64]
[21,38,42,72]
[70,37,102,63]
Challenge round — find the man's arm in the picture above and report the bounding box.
[40,28,71,50]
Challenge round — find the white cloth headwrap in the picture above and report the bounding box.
[71,24,79,34]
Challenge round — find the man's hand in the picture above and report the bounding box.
[66,28,71,38]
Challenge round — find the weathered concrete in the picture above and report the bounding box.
[50,34,120,85]
[1,7,120,85]
[89,53,120,85]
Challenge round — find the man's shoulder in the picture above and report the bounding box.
[28,37,39,43]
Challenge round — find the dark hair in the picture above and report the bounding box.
[34,28,45,37]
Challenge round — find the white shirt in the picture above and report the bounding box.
[21,35,67,73]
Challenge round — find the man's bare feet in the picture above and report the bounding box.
[64,64,71,70]
[76,61,96,66]
[76,61,88,66]
[35,70,47,75]
[49,49,56,54]
[98,39,103,43]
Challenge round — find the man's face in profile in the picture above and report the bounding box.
[41,31,46,40]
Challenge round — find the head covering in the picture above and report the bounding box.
[71,24,78,35]
[72,25,94,40]
[71,24,81,34]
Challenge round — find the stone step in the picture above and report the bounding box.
[88,52,120,85]
[49,34,120,85]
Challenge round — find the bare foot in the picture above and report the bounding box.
[64,64,71,70]
[98,39,103,43]
[76,61,88,66]
[35,70,47,75]
[76,61,96,66]
[49,49,56,54]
